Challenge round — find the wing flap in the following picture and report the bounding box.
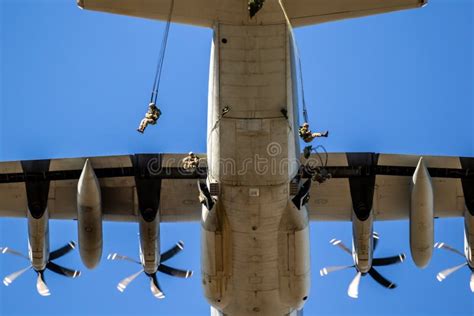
[0,183,28,218]
[307,179,352,221]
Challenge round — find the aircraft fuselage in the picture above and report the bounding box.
[202,23,310,316]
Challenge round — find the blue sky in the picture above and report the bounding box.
[0,0,472,315]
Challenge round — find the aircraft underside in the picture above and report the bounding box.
[202,23,310,315]
[2,1,474,316]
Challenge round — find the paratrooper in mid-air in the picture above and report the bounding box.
[298,122,329,143]
[137,103,161,134]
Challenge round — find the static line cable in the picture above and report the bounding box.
[150,0,175,104]
[278,0,309,123]
[313,145,328,168]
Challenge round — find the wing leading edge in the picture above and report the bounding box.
[1,152,471,223]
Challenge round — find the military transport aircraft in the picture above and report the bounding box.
[0,0,473,315]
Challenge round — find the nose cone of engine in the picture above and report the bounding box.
[81,251,102,269]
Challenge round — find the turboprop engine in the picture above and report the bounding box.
[320,154,405,298]
[0,160,81,296]
[320,230,406,299]
[351,210,375,273]
[0,240,81,296]
[107,203,192,299]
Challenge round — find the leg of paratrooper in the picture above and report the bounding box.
[312,131,329,138]
[137,119,148,133]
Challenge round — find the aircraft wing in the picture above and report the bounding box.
[285,0,428,27]
[1,152,471,223]
[308,153,473,221]
[77,0,427,28]
[0,154,203,222]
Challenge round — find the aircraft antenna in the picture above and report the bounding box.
[150,0,174,105]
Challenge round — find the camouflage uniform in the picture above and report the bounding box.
[137,103,161,133]
[182,152,200,170]
[298,123,328,143]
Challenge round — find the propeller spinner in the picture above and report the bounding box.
[320,233,406,299]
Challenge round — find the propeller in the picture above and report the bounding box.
[320,234,405,299]
[108,240,192,299]
[434,242,474,292]
[0,241,81,296]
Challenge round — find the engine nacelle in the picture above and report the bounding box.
[410,157,434,268]
[77,159,103,269]
[139,212,160,275]
[351,210,374,274]
[465,211,474,268]
[22,160,51,271]
[27,209,50,271]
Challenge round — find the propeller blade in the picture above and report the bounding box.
[46,262,81,278]
[36,272,51,297]
[158,264,193,279]
[107,253,141,264]
[373,232,380,252]
[470,271,474,293]
[319,265,354,276]
[160,241,185,262]
[373,254,406,266]
[0,247,29,260]
[347,272,362,299]
[150,273,165,299]
[117,269,143,293]
[3,265,32,286]
[49,241,76,260]
[368,268,396,289]
[434,242,465,258]
[436,262,467,282]
[329,239,352,256]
